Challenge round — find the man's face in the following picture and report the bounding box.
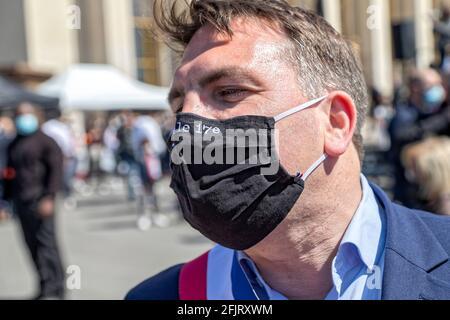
[169,18,325,175]
[15,103,37,118]
[411,70,447,111]
[422,71,443,92]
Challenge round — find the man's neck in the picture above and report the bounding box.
[245,173,363,300]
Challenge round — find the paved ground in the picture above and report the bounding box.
[0,177,213,300]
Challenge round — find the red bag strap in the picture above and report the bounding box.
[179,251,209,300]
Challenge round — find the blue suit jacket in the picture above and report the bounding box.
[126,183,450,300]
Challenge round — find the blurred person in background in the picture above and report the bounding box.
[0,116,15,221]
[86,118,106,183]
[389,68,450,209]
[116,111,139,201]
[402,137,450,216]
[146,111,184,219]
[132,114,166,230]
[362,88,393,153]
[2,103,65,299]
[42,109,77,208]
[99,117,119,179]
[361,89,394,189]
[149,111,175,175]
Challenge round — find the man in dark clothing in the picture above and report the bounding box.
[2,103,65,299]
[116,111,138,201]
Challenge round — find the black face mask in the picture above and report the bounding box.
[168,96,328,250]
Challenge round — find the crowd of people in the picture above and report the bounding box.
[364,66,450,216]
[99,110,175,230]
[0,103,176,299]
[358,6,450,217]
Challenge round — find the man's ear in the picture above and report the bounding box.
[322,91,357,158]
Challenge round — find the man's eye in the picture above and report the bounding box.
[217,88,248,99]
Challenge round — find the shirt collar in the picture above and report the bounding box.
[337,174,383,271]
[236,250,288,300]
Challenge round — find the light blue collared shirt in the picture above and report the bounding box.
[237,175,386,300]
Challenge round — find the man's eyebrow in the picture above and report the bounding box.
[198,67,260,88]
[168,67,260,105]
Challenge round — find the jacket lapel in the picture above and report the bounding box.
[370,183,450,300]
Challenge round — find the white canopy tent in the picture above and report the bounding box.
[37,64,170,111]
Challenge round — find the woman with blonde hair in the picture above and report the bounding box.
[402,136,450,215]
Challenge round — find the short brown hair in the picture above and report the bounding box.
[153,0,368,160]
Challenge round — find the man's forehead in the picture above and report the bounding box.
[177,18,290,76]
[17,103,36,114]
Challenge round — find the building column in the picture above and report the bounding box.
[414,0,435,69]
[77,0,107,64]
[369,0,394,97]
[23,0,79,73]
[102,0,137,77]
[0,0,28,65]
[322,0,342,32]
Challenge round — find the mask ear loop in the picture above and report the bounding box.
[272,95,328,183]
[299,154,328,182]
[274,96,328,122]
